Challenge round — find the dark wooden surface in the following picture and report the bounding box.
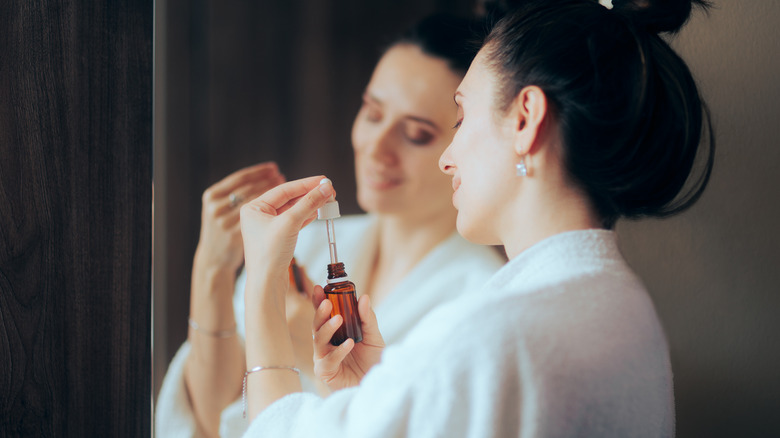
[0,1,152,437]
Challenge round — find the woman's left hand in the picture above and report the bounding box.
[239,176,334,300]
[312,289,385,391]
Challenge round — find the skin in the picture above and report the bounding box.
[183,44,465,436]
[352,44,460,222]
[350,43,461,305]
[241,47,603,421]
[184,162,285,436]
[440,50,602,258]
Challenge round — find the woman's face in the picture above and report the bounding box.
[351,44,462,221]
[439,51,519,245]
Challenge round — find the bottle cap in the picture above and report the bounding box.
[317,178,340,220]
[318,201,340,220]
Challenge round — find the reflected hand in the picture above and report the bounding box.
[312,287,385,391]
[195,162,284,274]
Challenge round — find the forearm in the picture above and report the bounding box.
[245,273,303,420]
[184,254,245,437]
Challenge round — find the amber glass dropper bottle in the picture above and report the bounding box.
[317,179,362,346]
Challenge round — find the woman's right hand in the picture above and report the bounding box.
[312,287,385,391]
[194,162,285,274]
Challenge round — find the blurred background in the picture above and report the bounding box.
[153,1,780,437]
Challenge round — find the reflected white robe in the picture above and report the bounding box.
[243,229,675,438]
[155,215,505,437]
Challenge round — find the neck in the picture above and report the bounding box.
[375,208,457,272]
[362,207,456,305]
[501,183,603,260]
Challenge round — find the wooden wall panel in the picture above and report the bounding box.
[0,1,152,436]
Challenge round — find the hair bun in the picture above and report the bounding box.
[611,0,710,34]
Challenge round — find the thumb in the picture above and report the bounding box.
[285,179,334,228]
[357,295,385,347]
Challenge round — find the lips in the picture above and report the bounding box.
[365,170,402,190]
[451,176,461,192]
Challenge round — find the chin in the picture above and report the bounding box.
[356,188,398,214]
[456,213,499,245]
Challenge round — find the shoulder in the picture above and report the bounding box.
[400,256,667,375]
[424,234,506,286]
[477,263,662,345]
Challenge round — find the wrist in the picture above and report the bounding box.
[244,269,289,303]
[244,311,296,370]
[193,247,241,274]
[189,260,240,332]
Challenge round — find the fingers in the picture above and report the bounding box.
[312,299,349,358]
[248,177,334,227]
[221,176,286,210]
[315,339,354,383]
[258,176,329,209]
[202,164,285,220]
[210,162,282,198]
[311,285,326,310]
[312,298,335,350]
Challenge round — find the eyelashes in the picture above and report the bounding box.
[358,99,438,146]
[405,130,434,146]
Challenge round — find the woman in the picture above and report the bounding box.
[155,14,505,438]
[238,0,714,436]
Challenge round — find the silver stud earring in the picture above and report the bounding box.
[516,158,528,177]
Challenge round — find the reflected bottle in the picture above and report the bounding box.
[324,262,362,346]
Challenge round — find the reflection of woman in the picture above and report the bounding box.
[155,15,504,438]
[238,0,714,436]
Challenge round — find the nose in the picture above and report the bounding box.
[439,143,455,175]
[364,124,398,166]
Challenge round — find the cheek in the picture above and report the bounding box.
[456,155,510,233]
[409,145,453,185]
[455,181,500,244]
[351,115,366,153]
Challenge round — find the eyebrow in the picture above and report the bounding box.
[365,92,441,132]
[406,116,440,132]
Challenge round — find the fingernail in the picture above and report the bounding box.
[318,178,333,197]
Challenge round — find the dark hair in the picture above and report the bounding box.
[485,0,715,228]
[389,13,490,76]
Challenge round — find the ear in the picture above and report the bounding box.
[509,86,548,156]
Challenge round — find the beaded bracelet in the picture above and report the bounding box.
[187,318,237,338]
[242,365,301,418]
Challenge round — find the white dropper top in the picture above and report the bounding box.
[317,178,340,264]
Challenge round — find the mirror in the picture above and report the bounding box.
[153,0,477,409]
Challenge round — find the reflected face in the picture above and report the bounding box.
[439,50,518,245]
[351,44,462,219]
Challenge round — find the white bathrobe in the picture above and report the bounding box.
[155,215,506,437]
[242,229,675,438]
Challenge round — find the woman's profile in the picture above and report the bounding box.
[237,0,714,436]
